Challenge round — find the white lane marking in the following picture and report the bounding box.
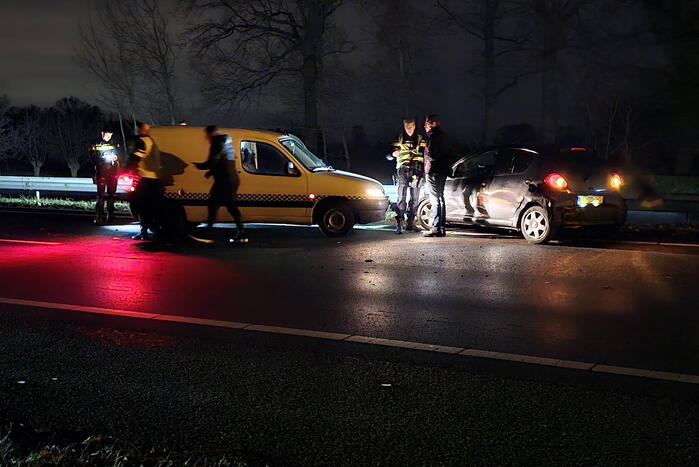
[0,297,157,319]
[244,324,350,341]
[0,296,697,385]
[592,365,699,384]
[155,314,249,329]
[0,238,62,245]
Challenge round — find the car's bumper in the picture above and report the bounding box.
[351,197,390,224]
[551,196,627,226]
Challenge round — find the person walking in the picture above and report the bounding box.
[129,122,162,240]
[422,115,451,238]
[90,130,120,225]
[387,118,425,234]
[194,125,246,243]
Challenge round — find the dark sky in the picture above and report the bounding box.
[0,0,96,106]
[0,0,553,137]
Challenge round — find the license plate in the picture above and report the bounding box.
[577,195,604,207]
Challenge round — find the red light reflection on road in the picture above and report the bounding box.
[0,235,244,317]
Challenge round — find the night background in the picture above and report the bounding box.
[1,1,699,466]
[1,0,697,182]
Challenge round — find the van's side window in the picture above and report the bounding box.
[241,141,296,176]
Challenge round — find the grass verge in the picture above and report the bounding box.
[0,195,130,213]
[1,424,246,466]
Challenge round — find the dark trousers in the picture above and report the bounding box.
[425,172,447,231]
[131,177,163,233]
[95,177,118,219]
[395,167,422,223]
[207,179,243,231]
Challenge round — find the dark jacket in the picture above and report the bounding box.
[423,126,452,175]
[195,134,238,186]
[91,138,120,180]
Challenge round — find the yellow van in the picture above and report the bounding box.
[148,126,389,236]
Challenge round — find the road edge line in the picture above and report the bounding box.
[1,296,697,385]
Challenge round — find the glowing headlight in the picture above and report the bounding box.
[367,187,384,198]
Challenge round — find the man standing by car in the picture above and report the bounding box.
[194,125,246,243]
[90,130,120,225]
[129,121,162,240]
[388,118,425,234]
[422,114,451,238]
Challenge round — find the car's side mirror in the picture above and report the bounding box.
[287,161,300,176]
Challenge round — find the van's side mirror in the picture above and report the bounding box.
[287,161,299,176]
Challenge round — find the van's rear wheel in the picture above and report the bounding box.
[318,201,355,237]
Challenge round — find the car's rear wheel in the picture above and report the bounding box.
[318,201,355,237]
[520,205,555,244]
[416,198,432,231]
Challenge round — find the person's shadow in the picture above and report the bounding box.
[160,151,188,187]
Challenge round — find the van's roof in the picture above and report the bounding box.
[152,126,286,141]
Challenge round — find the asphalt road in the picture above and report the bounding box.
[1,211,698,376]
[2,311,698,466]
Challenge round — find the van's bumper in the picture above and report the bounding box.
[352,197,389,224]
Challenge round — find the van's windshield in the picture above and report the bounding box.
[280,136,331,171]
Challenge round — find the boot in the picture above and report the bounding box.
[230,226,249,243]
[395,218,403,235]
[405,216,416,231]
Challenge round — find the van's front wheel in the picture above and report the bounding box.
[318,201,355,237]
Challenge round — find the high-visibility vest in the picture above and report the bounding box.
[392,133,425,169]
[92,142,120,165]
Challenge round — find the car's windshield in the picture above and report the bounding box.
[280,136,329,170]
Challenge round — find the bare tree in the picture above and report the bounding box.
[11,107,51,177]
[76,0,180,126]
[51,97,104,177]
[0,94,11,171]
[511,0,595,144]
[183,0,353,153]
[437,0,532,145]
[360,0,426,118]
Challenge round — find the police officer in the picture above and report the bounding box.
[129,122,162,240]
[90,130,120,225]
[194,125,246,243]
[422,114,452,238]
[387,118,425,234]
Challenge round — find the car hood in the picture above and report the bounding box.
[308,169,384,195]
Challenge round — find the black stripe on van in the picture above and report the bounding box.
[178,199,314,209]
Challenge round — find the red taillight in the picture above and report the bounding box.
[544,172,568,191]
[610,173,623,190]
[569,147,587,151]
[118,174,136,193]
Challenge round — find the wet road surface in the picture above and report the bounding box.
[1,211,698,375]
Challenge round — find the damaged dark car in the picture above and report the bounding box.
[416,146,627,244]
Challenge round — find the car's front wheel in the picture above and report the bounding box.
[318,201,355,237]
[520,205,555,244]
[416,198,432,231]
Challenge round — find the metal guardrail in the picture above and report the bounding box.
[0,176,399,201]
[0,176,131,194]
